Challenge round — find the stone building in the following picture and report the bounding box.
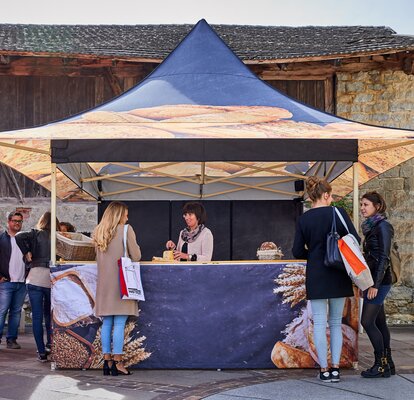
[0,23,413,322]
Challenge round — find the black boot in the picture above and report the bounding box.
[361,352,391,378]
[103,359,112,376]
[385,348,396,375]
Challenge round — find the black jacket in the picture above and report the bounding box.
[292,206,360,300]
[0,230,12,281]
[363,219,393,288]
[15,229,51,267]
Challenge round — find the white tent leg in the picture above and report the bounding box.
[51,163,57,265]
[353,162,364,334]
[353,162,359,228]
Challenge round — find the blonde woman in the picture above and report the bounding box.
[93,202,141,376]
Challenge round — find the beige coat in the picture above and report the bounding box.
[95,224,141,316]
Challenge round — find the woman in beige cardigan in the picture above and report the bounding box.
[93,202,141,376]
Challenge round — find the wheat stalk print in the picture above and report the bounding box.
[271,263,359,368]
[90,319,151,368]
[273,263,306,307]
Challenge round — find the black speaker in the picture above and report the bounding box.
[294,180,305,192]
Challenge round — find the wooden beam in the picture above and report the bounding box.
[103,67,123,96]
[324,77,334,113]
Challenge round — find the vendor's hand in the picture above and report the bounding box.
[166,240,176,250]
[26,252,32,262]
[0,276,8,283]
[367,287,378,300]
[173,251,189,261]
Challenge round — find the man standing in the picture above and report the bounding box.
[0,212,26,349]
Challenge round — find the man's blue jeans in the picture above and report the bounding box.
[27,284,51,354]
[0,281,26,341]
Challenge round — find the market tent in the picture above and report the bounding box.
[0,19,413,201]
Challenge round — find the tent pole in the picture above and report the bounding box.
[353,161,363,334]
[51,163,57,265]
[352,162,359,228]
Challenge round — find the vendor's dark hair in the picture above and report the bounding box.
[182,202,207,224]
[362,191,387,214]
[306,176,332,202]
[60,221,76,232]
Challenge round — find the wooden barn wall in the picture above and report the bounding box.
[0,163,50,198]
[268,79,333,112]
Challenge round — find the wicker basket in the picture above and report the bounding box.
[256,249,283,260]
[56,232,96,261]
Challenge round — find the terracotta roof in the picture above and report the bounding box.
[0,24,413,61]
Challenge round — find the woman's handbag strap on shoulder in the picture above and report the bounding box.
[122,224,129,258]
[334,207,349,234]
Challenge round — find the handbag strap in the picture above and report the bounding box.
[334,207,350,234]
[122,224,129,258]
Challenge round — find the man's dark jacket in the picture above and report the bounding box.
[0,230,12,281]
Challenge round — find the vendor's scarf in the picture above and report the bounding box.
[361,213,386,236]
[181,224,205,243]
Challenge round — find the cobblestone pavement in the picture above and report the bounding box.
[0,326,412,400]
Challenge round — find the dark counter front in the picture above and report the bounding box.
[50,261,358,369]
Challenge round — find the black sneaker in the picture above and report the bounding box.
[37,353,48,362]
[319,370,331,382]
[6,339,21,349]
[330,367,340,382]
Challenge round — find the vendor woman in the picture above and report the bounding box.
[166,202,214,261]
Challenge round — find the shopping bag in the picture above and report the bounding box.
[118,257,145,301]
[118,225,145,301]
[334,209,374,291]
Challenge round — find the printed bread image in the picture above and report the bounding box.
[271,341,315,368]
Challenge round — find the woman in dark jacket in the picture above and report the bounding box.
[360,191,394,378]
[292,176,359,383]
[16,212,59,362]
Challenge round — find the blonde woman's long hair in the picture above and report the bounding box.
[93,202,128,252]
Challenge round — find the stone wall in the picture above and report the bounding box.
[0,198,97,234]
[336,70,414,129]
[337,70,414,325]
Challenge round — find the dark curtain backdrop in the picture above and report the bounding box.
[98,200,302,261]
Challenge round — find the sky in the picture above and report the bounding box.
[1,0,413,34]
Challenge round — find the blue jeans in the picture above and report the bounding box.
[101,315,128,355]
[310,297,346,369]
[27,284,51,354]
[0,282,26,341]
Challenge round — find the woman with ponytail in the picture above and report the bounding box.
[292,176,359,382]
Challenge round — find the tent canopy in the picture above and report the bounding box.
[0,19,413,201]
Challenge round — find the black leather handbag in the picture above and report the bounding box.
[324,207,346,271]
